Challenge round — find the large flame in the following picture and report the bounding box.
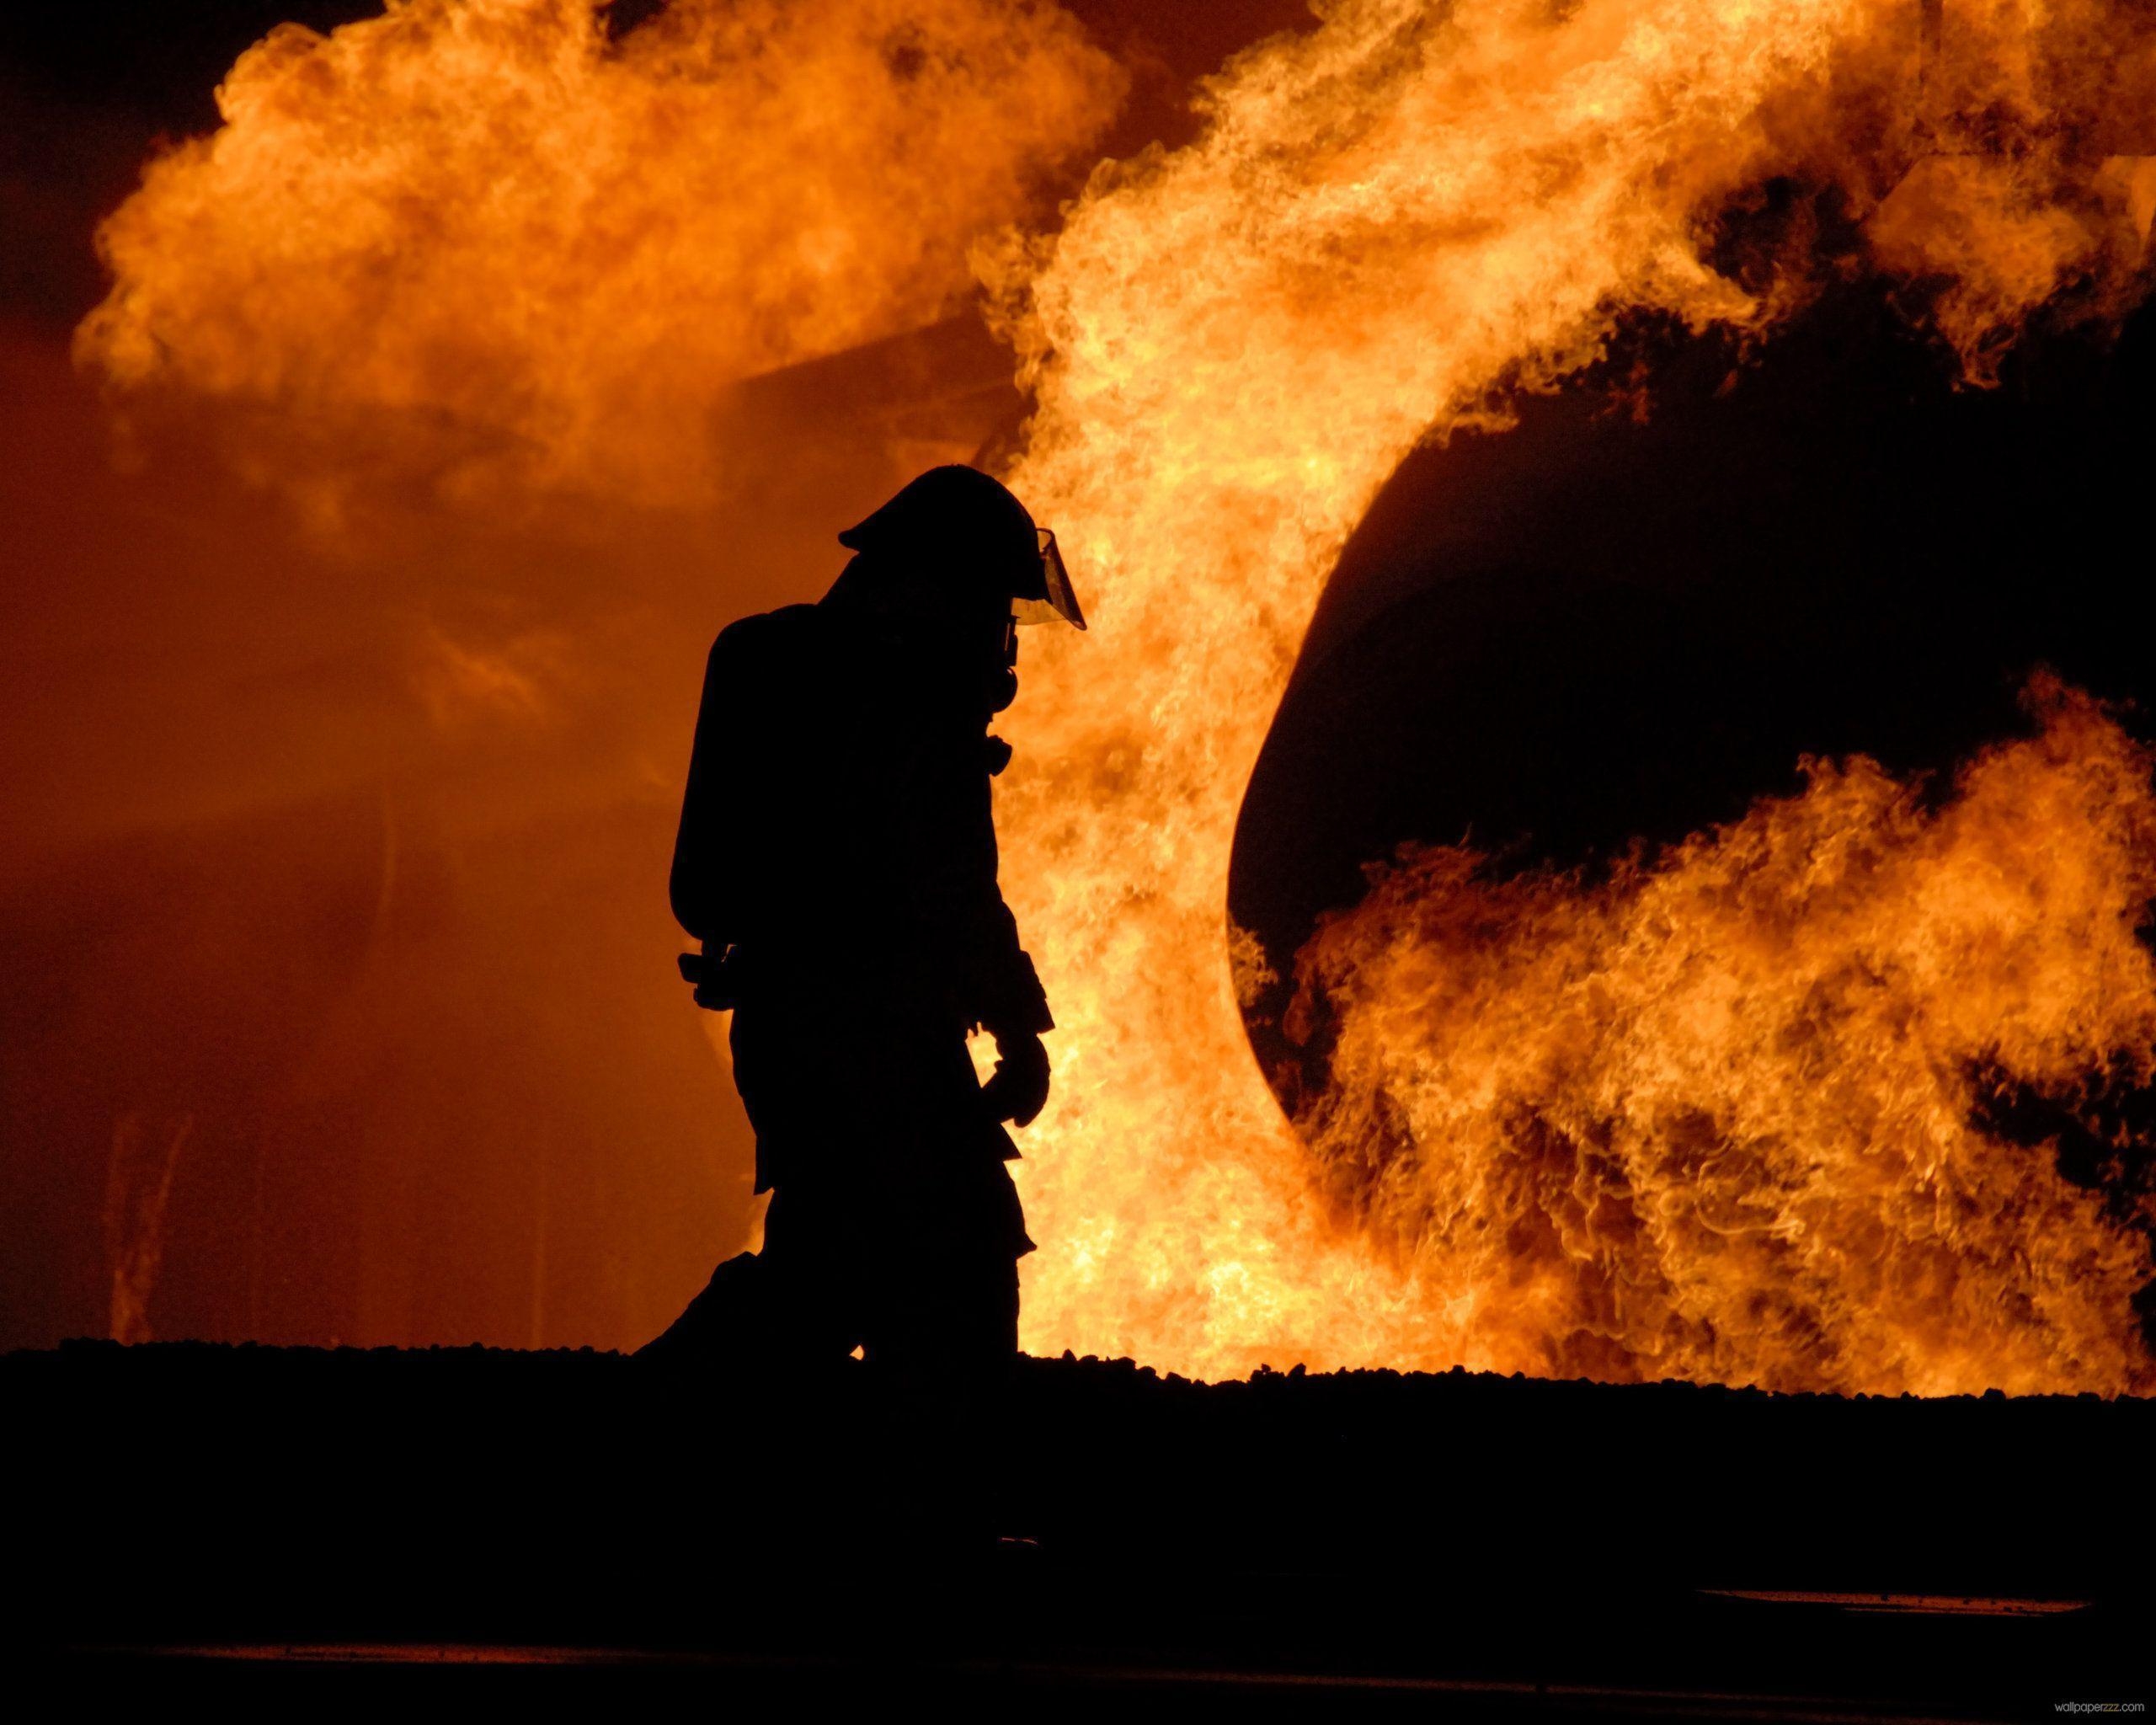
[69,1,2156,1389]
[75,0,1123,507]
[989,0,2156,1384]
[1290,679,2156,1395]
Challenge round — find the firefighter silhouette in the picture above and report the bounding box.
[643,466,1085,1380]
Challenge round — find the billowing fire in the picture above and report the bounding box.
[74,0,2156,1390]
[986,0,2156,1386]
[1289,678,2156,1396]
[74,0,1123,508]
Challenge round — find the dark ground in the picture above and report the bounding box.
[8,1343,2149,1716]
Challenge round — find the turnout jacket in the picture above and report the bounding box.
[670,595,1053,1046]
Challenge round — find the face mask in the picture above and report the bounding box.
[1011,530,1087,630]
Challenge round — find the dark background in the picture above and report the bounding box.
[1235,290,2156,985]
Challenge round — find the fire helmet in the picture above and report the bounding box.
[836,465,1086,629]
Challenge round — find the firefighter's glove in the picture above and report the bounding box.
[981,1028,1050,1128]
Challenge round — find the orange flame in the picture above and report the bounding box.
[989,0,2156,1382]
[75,0,1123,506]
[1290,679,2156,1396]
[70,1,2156,1388]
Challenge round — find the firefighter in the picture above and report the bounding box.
[642,465,1085,1381]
